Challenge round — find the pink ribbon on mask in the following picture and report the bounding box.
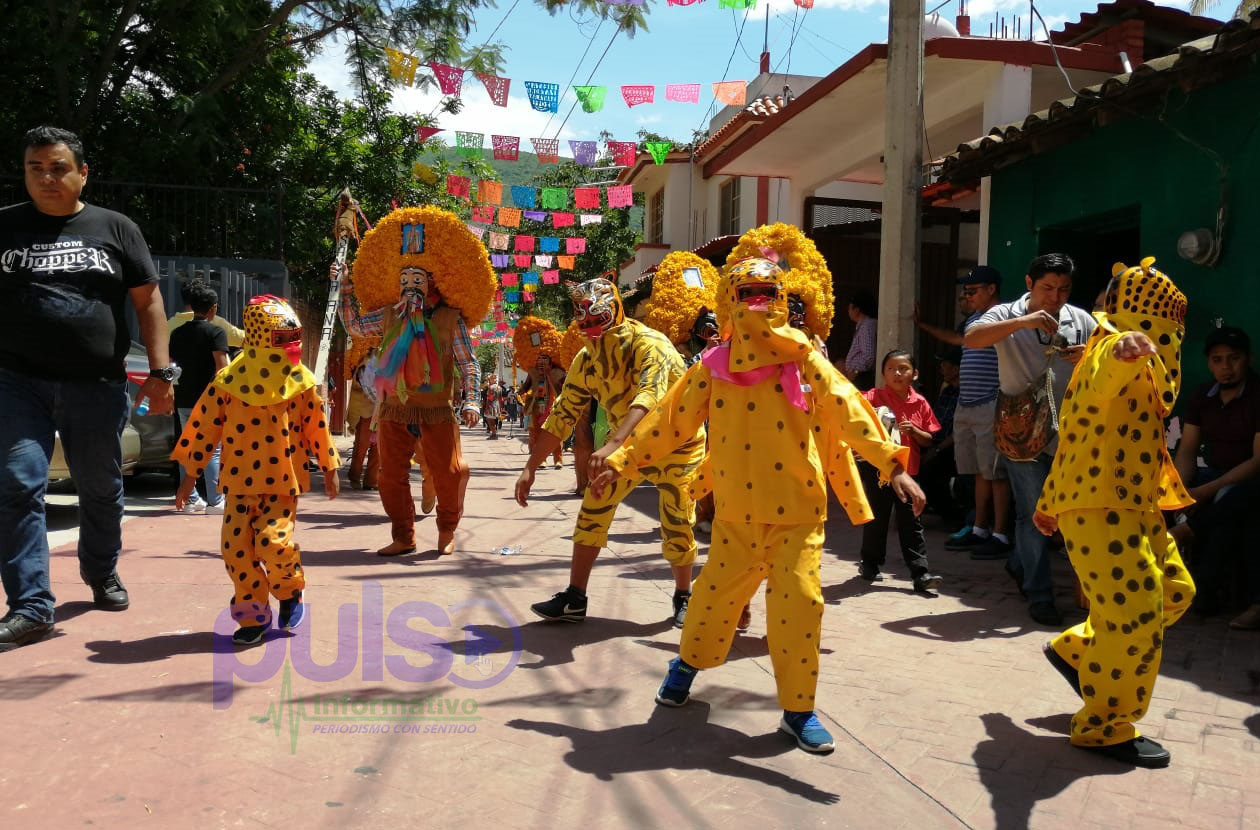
[701,344,809,412]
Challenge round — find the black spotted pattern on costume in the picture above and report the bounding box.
[220,493,304,627]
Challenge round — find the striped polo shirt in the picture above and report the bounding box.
[959,311,1000,407]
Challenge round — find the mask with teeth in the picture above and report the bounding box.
[567,276,625,339]
[717,257,811,372]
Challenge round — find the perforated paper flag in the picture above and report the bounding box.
[504,291,520,302]
[557,255,576,270]
[542,270,561,284]
[513,255,532,268]
[524,81,560,113]
[522,290,535,302]
[500,273,519,287]
[574,188,601,210]
[580,214,603,226]
[491,135,519,161]
[514,236,535,253]
[478,180,502,205]
[539,237,560,253]
[718,0,755,7]
[531,138,560,164]
[607,185,633,208]
[477,73,510,106]
[573,85,607,113]
[608,141,637,167]
[666,83,701,102]
[456,131,483,159]
[569,141,598,167]
[472,205,495,224]
[510,186,537,209]
[522,271,540,286]
[645,141,673,165]
[535,255,553,268]
[416,125,442,143]
[552,212,575,229]
[497,208,522,228]
[794,0,814,6]
[385,49,419,85]
[541,188,569,210]
[491,254,510,268]
[446,175,470,198]
[489,231,509,250]
[523,210,547,222]
[429,63,465,95]
[666,0,702,6]
[566,237,586,254]
[465,224,487,240]
[712,80,748,106]
[621,85,655,107]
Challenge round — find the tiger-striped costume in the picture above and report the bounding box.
[542,318,706,565]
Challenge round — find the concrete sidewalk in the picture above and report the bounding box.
[2,428,1257,829]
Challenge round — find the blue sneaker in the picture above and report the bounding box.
[655,657,697,707]
[279,594,306,631]
[780,710,836,753]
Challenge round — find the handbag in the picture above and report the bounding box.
[994,366,1057,462]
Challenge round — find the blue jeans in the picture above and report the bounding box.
[177,407,222,507]
[0,368,129,623]
[1003,451,1056,606]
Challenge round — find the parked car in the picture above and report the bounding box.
[124,342,180,481]
[48,424,141,481]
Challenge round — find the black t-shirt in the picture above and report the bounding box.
[0,201,158,380]
[169,318,228,408]
[1183,373,1260,472]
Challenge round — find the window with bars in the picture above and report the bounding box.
[719,178,741,236]
[649,188,665,244]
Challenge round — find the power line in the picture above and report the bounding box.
[550,25,621,142]
[542,16,604,136]
[733,9,759,63]
[424,0,524,121]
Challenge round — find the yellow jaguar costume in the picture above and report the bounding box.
[1038,258,1195,765]
[605,252,908,723]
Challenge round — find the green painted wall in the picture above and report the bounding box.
[986,57,1260,396]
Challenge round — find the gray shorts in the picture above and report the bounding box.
[953,399,1006,480]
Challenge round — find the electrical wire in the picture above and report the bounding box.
[423,0,524,120]
[734,9,759,62]
[550,24,621,142]
[542,16,605,136]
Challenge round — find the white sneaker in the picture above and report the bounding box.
[177,500,207,514]
[204,501,225,515]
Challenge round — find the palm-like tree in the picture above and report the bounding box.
[1189,0,1259,20]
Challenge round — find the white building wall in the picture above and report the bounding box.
[978,64,1032,264]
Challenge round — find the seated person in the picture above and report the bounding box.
[1171,326,1260,627]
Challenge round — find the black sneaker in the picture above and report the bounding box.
[912,573,943,593]
[945,531,987,550]
[672,591,690,628]
[1029,601,1063,626]
[1042,642,1081,699]
[233,625,268,647]
[859,564,882,582]
[970,538,1013,560]
[1076,736,1171,768]
[0,613,54,652]
[86,570,130,611]
[531,588,587,623]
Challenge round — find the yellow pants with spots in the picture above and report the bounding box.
[680,520,825,710]
[574,436,704,567]
[221,493,304,628]
[1049,508,1194,746]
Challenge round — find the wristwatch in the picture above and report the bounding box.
[150,363,181,383]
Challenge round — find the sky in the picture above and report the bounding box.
[305,0,1201,157]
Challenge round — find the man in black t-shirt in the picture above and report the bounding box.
[0,126,176,652]
[168,281,228,513]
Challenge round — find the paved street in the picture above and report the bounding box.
[3,428,1258,830]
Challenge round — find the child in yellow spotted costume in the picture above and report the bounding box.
[592,254,923,753]
[514,275,705,627]
[1034,258,1195,768]
[172,296,340,647]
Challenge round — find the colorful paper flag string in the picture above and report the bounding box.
[573,85,607,113]
[465,224,487,240]
[531,137,560,164]
[542,270,561,284]
[491,254,510,268]
[557,255,576,270]
[478,180,503,205]
[477,73,511,106]
[491,134,520,161]
[718,0,755,8]
[446,175,470,198]
[456,131,483,159]
[472,205,495,224]
[416,125,442,143]
[510,186,537,209]
[621,85,655,108]
[566,237,587,254]
[645,141,673,165]
[523,210,548,222]
[385,49,419,85]
[514,236,536,253]
[514,254,532,268]
[574,188,601,210]
[498,208,522,228]
[540,237,560,253]
[489,231,509,250]
[501,273,519,287]
[712,80,748,106]
[608,141,637,167]
[580,214,603,226]
[666,83,701,102]
[524,81,560,113]
[607,185,634,208]
[552,212,575,229]
[535,255,553,268]
[569,141,598,167]
[430,63,465,96]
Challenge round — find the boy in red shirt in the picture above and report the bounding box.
[859,349,944,593]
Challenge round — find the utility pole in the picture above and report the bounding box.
[876,0,924,370]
